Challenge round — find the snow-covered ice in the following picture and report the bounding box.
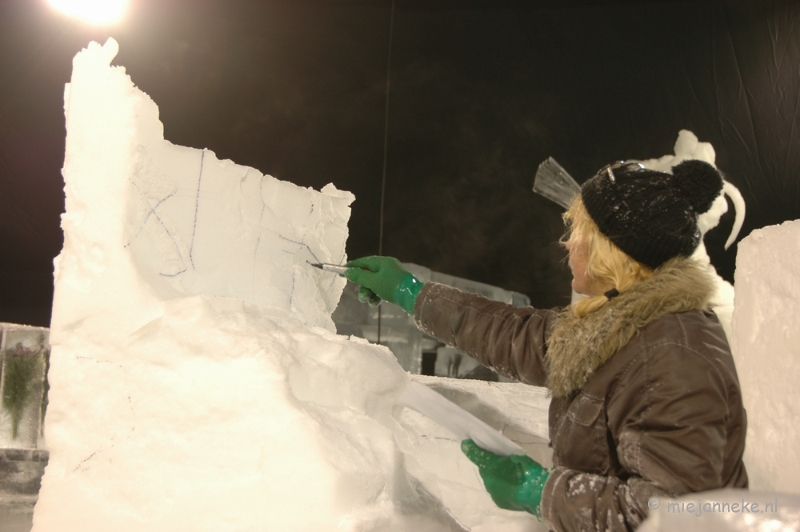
[34,38,551,532]
[37,36,419,532]
[731,219,800,494]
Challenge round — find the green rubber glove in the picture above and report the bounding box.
[343,256,424,315]
[356,286,382,307]
[461,439,550,519]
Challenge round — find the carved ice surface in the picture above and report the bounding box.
[36,38,423,532]
[53,36,351,337]
[731,219,800,494]
[36,38,551,532]
[125,143,352,331]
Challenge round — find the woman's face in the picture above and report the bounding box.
[566,236,602,296]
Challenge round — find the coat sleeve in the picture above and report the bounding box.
[413,282,559,386]
[540,336,736,532]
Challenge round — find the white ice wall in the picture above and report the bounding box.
[731,219,800,494]
[35,38,438,532]
[56,37,351,335]
[36,38,553,532]
[125,142,352,331]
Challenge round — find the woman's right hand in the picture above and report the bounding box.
[343,256,423,315]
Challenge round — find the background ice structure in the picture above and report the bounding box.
[34,39,552,532]
[730,220,800,494]
[636,129,745,342]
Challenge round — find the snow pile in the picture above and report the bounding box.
[637,130,745,340]
[730,219,800,494]
[34,38,449,531]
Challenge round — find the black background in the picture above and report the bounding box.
[2,0,799,327]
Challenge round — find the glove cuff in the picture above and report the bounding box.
[520,468,550,519]
[394,273,424,315]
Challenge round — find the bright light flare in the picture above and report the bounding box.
[47,0,128,26]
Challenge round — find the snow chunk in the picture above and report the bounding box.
[731,219,800,494]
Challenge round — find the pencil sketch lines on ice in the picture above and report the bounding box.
[188,148,206,269]
[125,180,188,278]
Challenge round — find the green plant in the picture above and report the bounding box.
[2,343,45,440]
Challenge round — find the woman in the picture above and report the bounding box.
[344,160,748,532]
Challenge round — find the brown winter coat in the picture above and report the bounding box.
[413,258,748,532]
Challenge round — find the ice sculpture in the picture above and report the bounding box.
[0,324,49,449]
[36,38,552,532]
[36,38,429,531]
[731,220,800,494]
[125,144,354,330]
[636,130,745,340]
[0,323,50,531]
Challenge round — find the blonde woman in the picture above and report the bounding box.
[344,160,747,532]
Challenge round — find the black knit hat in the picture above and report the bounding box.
[580,159,723,269]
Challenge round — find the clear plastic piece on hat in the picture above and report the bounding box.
[598,160,645,183]
[532,157,582,209]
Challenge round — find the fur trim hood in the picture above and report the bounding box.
[545,258,715,397]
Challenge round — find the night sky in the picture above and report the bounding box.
[2,0,800,327]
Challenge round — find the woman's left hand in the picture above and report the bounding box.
[461,439,550,519]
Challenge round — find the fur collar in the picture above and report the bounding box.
[545,258,715,398]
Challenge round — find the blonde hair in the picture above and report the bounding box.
[562,197,653,317]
